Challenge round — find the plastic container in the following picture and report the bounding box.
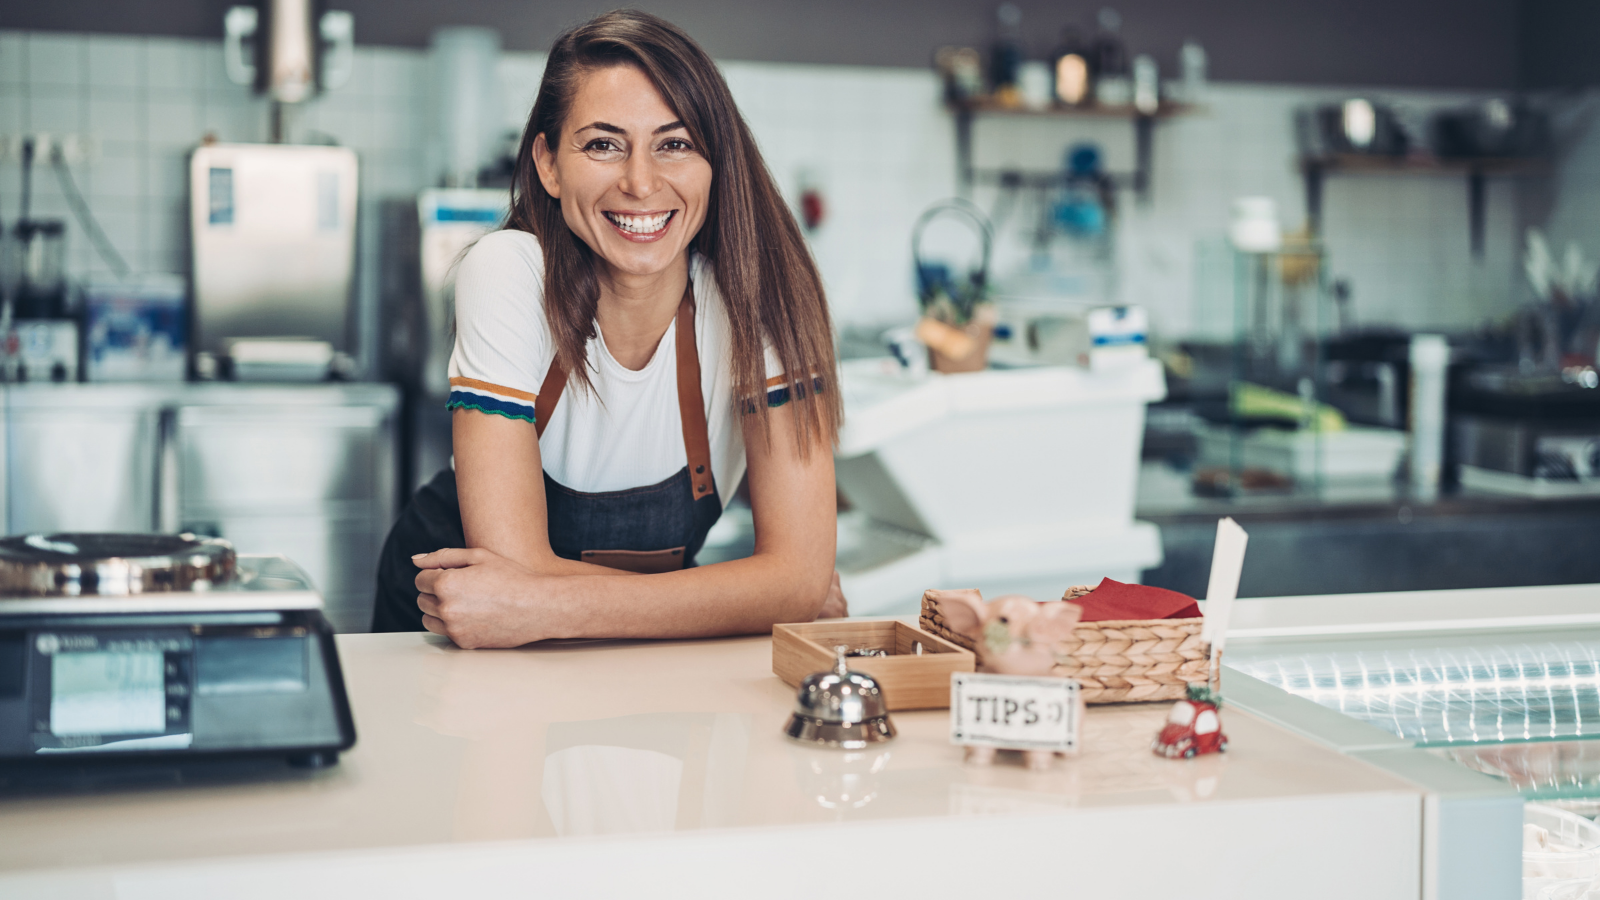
[1525,803,1600,900]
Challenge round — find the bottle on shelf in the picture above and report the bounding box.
[1092,7,1131,107]
[1133,54,1159,115]
[989,2,1025,108]
[1051,25,1091,107]
[1178,39,1207,105]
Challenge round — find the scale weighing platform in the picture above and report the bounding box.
[0,534,356,768]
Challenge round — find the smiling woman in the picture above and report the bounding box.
[370,10,846,648]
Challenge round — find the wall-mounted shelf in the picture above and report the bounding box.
[1300,153,1549,259]
[948,100,1198,199]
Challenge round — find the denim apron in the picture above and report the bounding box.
[371,284,723,633]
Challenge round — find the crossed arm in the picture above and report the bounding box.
[412,404,839,648]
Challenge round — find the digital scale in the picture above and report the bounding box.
[0,534,356,768]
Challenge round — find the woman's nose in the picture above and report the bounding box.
[619,149,661,199]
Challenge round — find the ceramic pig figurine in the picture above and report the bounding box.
[931,589,1084,769]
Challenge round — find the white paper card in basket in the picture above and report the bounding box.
[950,672,1080,752]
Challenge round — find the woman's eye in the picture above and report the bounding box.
[582,139,624,158]
[658,138,694,156]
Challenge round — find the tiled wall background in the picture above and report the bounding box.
[0,29,1562,368]
[1525,94,1600,279]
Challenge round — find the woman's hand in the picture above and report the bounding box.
[413,548,554,649]
[818,570,848,619]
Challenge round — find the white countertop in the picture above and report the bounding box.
[0,626,1428,899]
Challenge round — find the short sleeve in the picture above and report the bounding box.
[758,343,823,410]
[445,231,550,424]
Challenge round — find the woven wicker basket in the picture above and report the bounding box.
[919,586,1210,704]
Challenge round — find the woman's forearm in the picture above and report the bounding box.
[539,551,831,639]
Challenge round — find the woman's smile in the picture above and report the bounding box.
[603,209,677,241]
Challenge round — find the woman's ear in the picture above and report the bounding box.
[533,132,561,199]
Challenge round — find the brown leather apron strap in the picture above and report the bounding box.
[531,280,715,501]
[532,354,568,440]
[674,284,716,500]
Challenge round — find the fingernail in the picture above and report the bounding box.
[411,553,426,560]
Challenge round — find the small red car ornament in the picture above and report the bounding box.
[1152,683,1228,759]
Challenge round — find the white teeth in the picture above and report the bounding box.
[606,211,672,234]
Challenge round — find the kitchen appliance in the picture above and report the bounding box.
[784,645,896,749]
[224,0,354,142]
[189,142,358,380]
[3,321,78,384]
[1296,99,1410,157]
[1431,99,1551,159]
[0,533,355,767]
[6,219,68,320]
[393,188,506,489]
[1452,365,1600,495]
[0,382,398,633]
[84,277,186,383]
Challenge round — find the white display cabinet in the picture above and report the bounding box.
[833,356,1166,614]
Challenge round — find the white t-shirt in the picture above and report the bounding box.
[446,229,785,503]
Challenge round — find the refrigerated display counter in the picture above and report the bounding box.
[1221,583,1600,900]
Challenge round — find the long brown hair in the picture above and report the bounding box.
[506,9,841,449]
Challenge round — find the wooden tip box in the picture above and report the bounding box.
[772,620,975,711]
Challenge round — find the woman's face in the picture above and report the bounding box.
[534,64,713,280]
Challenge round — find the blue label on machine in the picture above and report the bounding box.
[208,167,234,225]
[434,206,502,224]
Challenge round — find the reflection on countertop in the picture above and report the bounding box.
[0,628,1416,873]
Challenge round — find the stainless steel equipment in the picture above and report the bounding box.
[0,533,234,596]
[784,646,896,748]
[223,0,354,141]
[392,188,505,489]
[1452,366,1600,493]
[0,533,356,766]
[0,383,398,632]
[189,142,358,378]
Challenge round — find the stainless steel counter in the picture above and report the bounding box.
[0,383,398,631]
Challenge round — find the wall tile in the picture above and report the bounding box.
[90,147,145,201]
[0,85,21,136]
[146,37,202,95]
[83,208,142,276]
[145,97,200,148]
[26,33,84,88]
[0,32,25,89]
[87,94,142,144]
[372,47,425,101]
[87,35,144,94]
[25,87,84,135]
[147,147,190,201]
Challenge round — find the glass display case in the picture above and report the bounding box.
[1221,584,1600,899]
[1189,238,1407,502]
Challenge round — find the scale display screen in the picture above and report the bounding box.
[50,650,166,736]
[28,631,193,752]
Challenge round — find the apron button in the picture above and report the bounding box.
[695,465,704,474]
[697,484,707,493]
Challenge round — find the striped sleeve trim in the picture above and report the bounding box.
[446,390,537,424]
[449,376,537,403]
[749,373,826,412]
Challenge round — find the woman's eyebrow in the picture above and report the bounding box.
[574,120,685,136]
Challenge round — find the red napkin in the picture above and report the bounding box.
[1072,578,1201,622]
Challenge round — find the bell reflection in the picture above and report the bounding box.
[789,743,892,810]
